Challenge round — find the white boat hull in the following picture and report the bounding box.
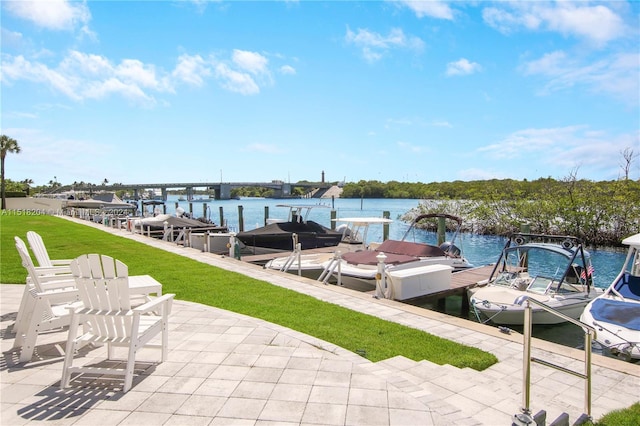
[578,233,640,361]
[580,298,640,360]
[469,286,601,325]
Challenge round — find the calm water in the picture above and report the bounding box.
[158,195,628,352]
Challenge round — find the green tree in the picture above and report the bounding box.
[21,178,34,196]
[1,135,22,209]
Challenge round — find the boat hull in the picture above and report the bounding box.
[471,298,593,325]
[580,298,640,360]
[469,285,600,325]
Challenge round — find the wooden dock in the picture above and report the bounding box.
[402,264,496,314]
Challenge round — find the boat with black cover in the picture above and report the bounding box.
[236,204,344,251]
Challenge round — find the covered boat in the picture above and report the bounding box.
[263,217,393,278]
[469,233,603,325]
[580,233,640,361]
[236,204,343,251]
[318,213,474,298]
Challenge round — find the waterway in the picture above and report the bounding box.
[157,195,629,355]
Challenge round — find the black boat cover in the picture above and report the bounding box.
[236,220,343,250]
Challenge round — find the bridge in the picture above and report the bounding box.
[62,180,333,200]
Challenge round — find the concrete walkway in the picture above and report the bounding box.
[2,217,639,425]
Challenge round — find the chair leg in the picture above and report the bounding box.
[123,345,137,393]
[13,284,32,334]
[13,291,36,349]
[61,315,81,389]
[161,319,169,362]
[18,299,46,363]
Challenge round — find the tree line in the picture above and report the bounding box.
[342,177,639,247]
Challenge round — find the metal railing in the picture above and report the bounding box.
[514,297,596,425]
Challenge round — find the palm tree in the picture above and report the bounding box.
[1,135,22,209]
[21,178,34,196]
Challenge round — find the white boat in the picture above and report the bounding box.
[319,213,474,299]
[263,217,393,279]
[468,233,603,325]
[579,233,640,361]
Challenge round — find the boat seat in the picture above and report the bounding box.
[616,273,640,301]
[342,251,418,266]
[376,240,446,258]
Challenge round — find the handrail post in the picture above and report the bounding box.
[584,330,592,417]
[519,301,534,423]
[515,297,595,424]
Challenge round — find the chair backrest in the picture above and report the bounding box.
[15,236,48,293]
[26,231,53,267]
[71,254,132,312]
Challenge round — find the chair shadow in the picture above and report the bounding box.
[15,359,158,421]
[1,320,71,372]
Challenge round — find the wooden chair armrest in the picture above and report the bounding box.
[34,265,73,276]
[51,259,73,266]
[37,277,77,290]
[133,294,175,314]
[37,288,79,303]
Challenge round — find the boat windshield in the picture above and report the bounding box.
[527,276,553,294]
[492,241,592,293]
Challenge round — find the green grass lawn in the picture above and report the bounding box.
[589,402,640,426]
[0,213,498,369]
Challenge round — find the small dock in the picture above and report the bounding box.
[402,264,495,314]
[447,264,495,296]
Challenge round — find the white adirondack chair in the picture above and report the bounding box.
[13,236,81,363]
[27,231,73,272]
[61,254,175,393]
[26,230,163,302]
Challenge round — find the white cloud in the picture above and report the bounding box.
[1,55,83,100]
[345,27,424,63]
[232,50,268,75]
[1,28,25,48]
[280,65,296,75]
[1,47,286,103]
[214,63,260,95]
[446,58,482,76]
[172,54,211,86]
[394,0,455,21]
[482,2,628,46]
[0,51,169,105]
[83,77,154,103]
[478,125,638,179]
[521,50,640,106]
[4,0,92,31]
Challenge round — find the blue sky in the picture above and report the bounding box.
[1,1,639,187]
